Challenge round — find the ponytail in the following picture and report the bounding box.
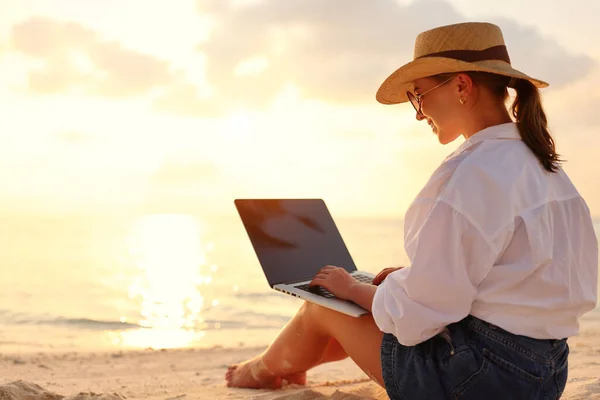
[511,79,562,173]
[432,73,563,172]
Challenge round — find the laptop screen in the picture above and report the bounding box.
[235,199,357,287]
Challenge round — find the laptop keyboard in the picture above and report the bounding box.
[295,274,373,298]
[353,274,374,284]
[296,284,336,298]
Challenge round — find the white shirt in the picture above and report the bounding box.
[372,122,599,346]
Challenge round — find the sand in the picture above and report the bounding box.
[1,319,599,400]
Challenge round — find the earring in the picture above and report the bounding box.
[459,98,466,105]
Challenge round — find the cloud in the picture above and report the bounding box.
[492,17,596,88]
[154,83,222,117]
[10,17,176,97]
[190,0,596,110]
[544,66,600,134]
[8,2,597,118]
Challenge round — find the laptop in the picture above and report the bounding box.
[234,199,375,317]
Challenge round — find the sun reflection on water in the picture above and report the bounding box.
[110,214,213,349]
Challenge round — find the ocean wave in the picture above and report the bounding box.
[3,315,142,330]
[0,309,145,330]
[1,313,287,331]
[52,317,142,329]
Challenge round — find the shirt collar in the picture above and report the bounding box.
[453,122,520,155]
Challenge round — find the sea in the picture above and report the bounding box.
[1,214,598,354]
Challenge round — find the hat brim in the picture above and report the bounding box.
[376,58,549,105]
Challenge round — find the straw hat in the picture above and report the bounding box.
[376,22,549,105]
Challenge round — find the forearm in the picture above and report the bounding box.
[348,283,378,312]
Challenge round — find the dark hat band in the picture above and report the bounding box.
[417,45,510,64]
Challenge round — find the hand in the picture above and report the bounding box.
[372,267,405,286]
[309,265,358,301]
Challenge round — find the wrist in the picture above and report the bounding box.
[347,282,366,301]
[346,282,377,312]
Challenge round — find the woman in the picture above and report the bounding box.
[225,22,598,399]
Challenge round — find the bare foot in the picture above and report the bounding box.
[225,357,307,389]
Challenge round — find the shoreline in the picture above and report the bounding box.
[1,315,599,399]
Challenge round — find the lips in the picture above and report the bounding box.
[428,119,436,133]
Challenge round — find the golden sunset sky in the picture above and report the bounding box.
[1,0,599,218]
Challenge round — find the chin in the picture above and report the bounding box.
[437,131,461,145]
[437,135,453,145]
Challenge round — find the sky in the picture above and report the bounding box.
[1,0,599,218]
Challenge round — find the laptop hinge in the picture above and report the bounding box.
[276,278,311,286]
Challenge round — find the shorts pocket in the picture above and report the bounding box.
[453,348,543,399]
[452,355,490,399]
[482,348,544,383]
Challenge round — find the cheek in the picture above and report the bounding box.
[430,108,462,143]
[428,108,454,129]
[422,99,461,140]
[423,99,452,122]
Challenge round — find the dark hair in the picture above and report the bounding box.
[433,72,562,173]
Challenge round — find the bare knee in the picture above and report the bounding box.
[299,301,321,316]
[298,302,338,334]
[302,302,362,335]
[294,302,321,321]
[301,301,336,321]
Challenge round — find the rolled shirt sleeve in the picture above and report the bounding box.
[372,200,499,346]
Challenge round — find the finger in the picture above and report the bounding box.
[309,275,326,286]
[373,271,388,285]
[374,268,391,278]
[313,271,329,280]
[374,269,388,278]
[373,271,392,286]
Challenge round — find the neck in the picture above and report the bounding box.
[462,103,512,140]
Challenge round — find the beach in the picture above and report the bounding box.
[1,312,599,400]
[3,0,600,398]
[1,215,599,399]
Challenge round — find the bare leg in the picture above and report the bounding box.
[225,336,347,389]
[225,302,384,388]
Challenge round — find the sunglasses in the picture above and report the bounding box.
[406,76,456,117]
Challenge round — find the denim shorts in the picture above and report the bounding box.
[380,315,569,400]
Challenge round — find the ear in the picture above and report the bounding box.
[455,73,474,97]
